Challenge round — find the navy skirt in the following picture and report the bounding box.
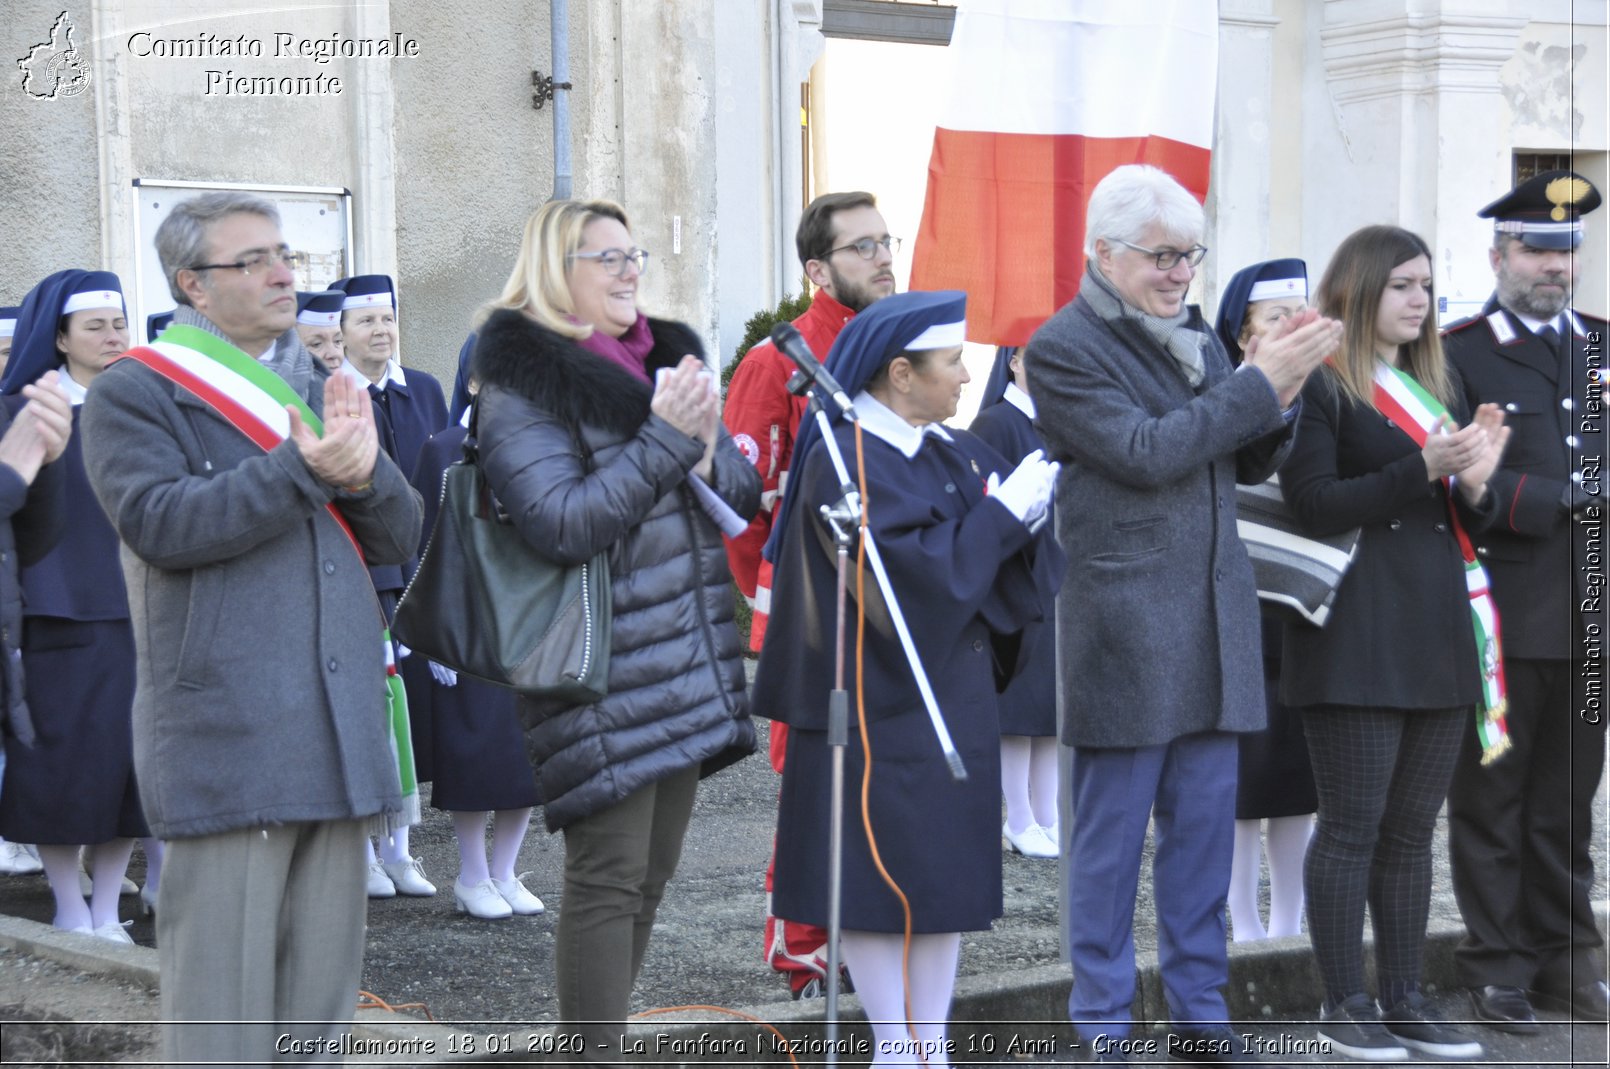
[0,618,147,843]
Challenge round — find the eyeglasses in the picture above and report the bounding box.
[824,236,901,260]
[187,247,307,275]
[1109,238,1208,271]
[570,247,650,277]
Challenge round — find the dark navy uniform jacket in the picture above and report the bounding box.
[1444,300,1607,659]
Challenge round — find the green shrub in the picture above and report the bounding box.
[722,280,812,392]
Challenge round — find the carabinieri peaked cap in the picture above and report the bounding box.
[762,289,967,563]
[1214,258,1309,360]
[333,274,397,311]
[297,289,346,326]
[1478,169,1603,249]
[1,270,125,395]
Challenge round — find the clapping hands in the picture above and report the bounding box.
[988,448,1059,531]
[651,355,720,480]
[290,372,380,491]
[1421,404,1509,505]
[0,370,73,485]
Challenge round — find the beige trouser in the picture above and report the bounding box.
[158,818,368,1067]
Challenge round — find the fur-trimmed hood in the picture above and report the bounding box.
[473,308,704,436]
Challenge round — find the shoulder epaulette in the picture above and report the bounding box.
[1485,311,1519,345]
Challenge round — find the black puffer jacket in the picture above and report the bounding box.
[474,310,758,831]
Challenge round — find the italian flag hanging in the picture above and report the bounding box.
[114,324,421,825]
[1372,361,1511,764]
[908,0,1217,346]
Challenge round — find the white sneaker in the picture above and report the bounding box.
[0,840,43,875]
[93,920,135,945]
[381,856,437,896]
[454,878,513,919]
[1002,821,1059,858]
[491,876,546,915]
[366,860,396,899]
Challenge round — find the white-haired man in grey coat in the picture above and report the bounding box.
[1025,164,1340,1063]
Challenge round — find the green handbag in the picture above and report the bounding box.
[394,435,611,703]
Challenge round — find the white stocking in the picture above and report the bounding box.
[840,930,960,1068]
[489,808,533,882]
[1227,820,1266,942]
[1028,736,1060,830]
[1263,814,1313,938]
[38,844,89,930]
[379,824,411,864]
[139,837,165,895]
[1000,736,1034,835]
[88,837,135,928]
[452,811,491,883]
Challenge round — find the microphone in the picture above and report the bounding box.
[770,322,857,420]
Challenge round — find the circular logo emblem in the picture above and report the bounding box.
[45,49,91,97]
[733,433,760,466]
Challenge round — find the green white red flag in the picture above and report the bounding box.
[909,0,1217,345]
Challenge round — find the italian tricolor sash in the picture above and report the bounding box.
[1372,361,1510,764]
[114,325,421,826]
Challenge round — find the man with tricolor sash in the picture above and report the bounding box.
[1444,170,1609,1030]
[79,191,422,1065]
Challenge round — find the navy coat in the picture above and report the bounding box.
[1278,369,1498,710]
[756,420,1057,931]
[1024,295,1293,749]
[967,397,1058,736]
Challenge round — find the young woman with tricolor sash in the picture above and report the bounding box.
[1278,225,1510,1062]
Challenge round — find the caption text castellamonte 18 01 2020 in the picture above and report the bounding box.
[125,31,422,96]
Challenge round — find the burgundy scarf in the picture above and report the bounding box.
[574,313,655,384]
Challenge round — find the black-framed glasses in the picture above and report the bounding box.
[187,247,307,275]
[1110,238,1207,271]
[824,236,901,260]
[569,247,650,277]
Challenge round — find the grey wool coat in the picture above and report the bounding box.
[474,310,759,832]
[80,355,423,840]
[1023,294,1294,749]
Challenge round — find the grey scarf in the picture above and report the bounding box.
[1079,260,1206,387]
[171,305,328,417]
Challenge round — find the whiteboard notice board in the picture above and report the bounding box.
[131,180,353,343]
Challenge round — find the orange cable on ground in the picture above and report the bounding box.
[631,1005,801,1067]
[356,989,435,1022]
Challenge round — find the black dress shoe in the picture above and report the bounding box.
[1467,986,1540,1034]
[1530,979,1610,1022]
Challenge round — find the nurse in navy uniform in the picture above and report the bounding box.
[295,289,346,372]
[757,291,1062,1067]
[1214,259,1319,944]
[333,273,449,899]
[408,358,544,922]
[0,270,148,942]
[967,347,1061,860]
[1444,170,1609,1030]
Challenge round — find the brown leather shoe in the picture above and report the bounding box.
[1467,986,1539,1034]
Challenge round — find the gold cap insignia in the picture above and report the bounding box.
[1546,176,1590,222]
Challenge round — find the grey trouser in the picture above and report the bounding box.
[158,818,368,1066]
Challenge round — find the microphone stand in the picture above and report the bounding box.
[786,376,966,1066]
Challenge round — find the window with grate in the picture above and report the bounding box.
[1514,152,1575,183]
